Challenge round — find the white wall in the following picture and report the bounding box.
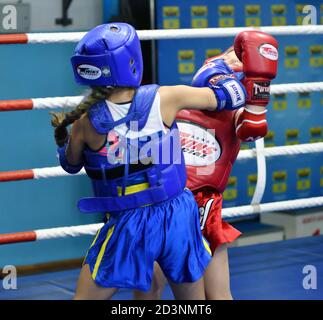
[0,0,103,31]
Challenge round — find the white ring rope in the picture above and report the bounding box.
[32,96,84,110]
[21,25,323,44]
[271,82,323,95]
[36,223,103,240]
[0,142,319,180]
[222,196,323,218]
[1,82,320,112]
[27,32,86,44]
[33,166,86,179]
[237,142,323,160]
[2,196,323,244]
[251,138,267,205]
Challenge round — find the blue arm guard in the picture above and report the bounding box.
[57,144,83,174]
[192,59,247,111]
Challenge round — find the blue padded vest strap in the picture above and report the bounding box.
[78,162,186,213]
[88,84,160,134]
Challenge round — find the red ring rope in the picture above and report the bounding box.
[0,170,34,182]
[0,231,36,245]
[0,100,33,112]
[0,34,28,44]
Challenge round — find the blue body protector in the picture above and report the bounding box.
[78,84,187,213]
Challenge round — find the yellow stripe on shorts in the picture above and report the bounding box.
[89,227,102,249]
[83,227,102,265]
[203,237,212,256]
[92,224,116,280]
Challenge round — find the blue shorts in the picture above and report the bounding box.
[83,189,211,291]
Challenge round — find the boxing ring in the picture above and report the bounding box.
[1,25,323,299]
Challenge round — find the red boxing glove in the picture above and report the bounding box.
[235,108,268,142]
[234,31,278,109]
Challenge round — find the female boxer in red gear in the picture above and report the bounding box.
[134,47,243,300]
[135,31,278,300]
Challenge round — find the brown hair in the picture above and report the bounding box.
[50,86,113,147]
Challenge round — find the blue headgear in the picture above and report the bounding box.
[71,23,143,87]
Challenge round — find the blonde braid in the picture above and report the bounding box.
[50,86,113,147]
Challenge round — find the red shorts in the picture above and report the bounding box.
[194,187,242,255]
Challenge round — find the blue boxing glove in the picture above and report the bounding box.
[192,59,246,111]
[57,143,83,174]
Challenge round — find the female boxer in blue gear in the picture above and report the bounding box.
[50,22,246,300]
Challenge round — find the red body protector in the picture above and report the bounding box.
[176,109,240,193]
